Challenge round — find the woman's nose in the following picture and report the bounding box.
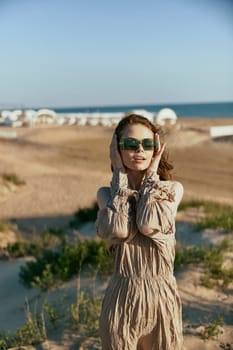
[136,143,144,152]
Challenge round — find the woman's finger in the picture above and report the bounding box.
[160,142,166,155]
[154,133,160,153]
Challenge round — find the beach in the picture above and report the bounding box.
[0,117,233,349]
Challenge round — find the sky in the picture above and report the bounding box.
[0,0,233,108]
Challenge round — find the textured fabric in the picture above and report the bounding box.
[96,170,183,350]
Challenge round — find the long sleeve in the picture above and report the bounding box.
[96,169,136,242]
[136,172,183,237]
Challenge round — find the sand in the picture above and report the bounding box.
[0,118,233,349]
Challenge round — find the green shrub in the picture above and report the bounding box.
[178,199,206,211]
[70,202,99,227]
[0,220,11,232]
[6,241,42,258]
[43,296,67,326]
[2,173,25,186]
[19,239,113,291]
[40,228,66,248]
[219,342,233,349]
[196,213,233,232]
[69,291,101,336]
[179,200,233,232]
[175,239,233,289]
[0,289,101,350]
[2,229,66,259]
[0,314,46,349]
[174,245,208,270]
[0,296,67,349]
[201,317,224,340]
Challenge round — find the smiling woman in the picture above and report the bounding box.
[114,114,173,184]
[96,114,184,350]
[118,123,155,180]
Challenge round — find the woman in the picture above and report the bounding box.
[96,114,184,350]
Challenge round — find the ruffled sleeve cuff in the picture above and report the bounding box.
[110,168,129,197]
[136,172,177,236]
[138,171,175,202]
[109,168,136,212]
[97,168,137,241]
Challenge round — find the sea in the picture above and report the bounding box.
[52,101,233,119]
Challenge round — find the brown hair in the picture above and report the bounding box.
[114,114,173,180]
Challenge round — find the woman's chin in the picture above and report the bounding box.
[126,164,148,172]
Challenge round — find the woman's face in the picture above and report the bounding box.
[119,123,154,172]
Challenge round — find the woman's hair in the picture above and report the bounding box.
[114,113,173,180]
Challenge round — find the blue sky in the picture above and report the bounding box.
[0,0,232,108]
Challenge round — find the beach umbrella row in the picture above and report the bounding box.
[0,108,178,127]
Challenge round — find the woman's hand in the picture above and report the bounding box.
[147,133,166,174]
[110,134,125,170]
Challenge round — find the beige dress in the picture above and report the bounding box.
[96,169,183,350]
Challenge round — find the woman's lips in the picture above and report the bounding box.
[133,156,146,162]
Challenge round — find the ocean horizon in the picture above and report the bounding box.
[52,101,233,118]
[1,101,233,119]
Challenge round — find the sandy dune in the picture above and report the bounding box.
[0,119,232,228]
[0,118,233,349]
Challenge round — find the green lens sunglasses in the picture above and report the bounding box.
[119,137,158,151]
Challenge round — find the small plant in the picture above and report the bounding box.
[31,263,57,291]
[219,342,233,349]
[175,238,233,289]
[69,291,101,336]
[6,240,42,258]
[201,266,233,289]
[0,276,102,349]
[179,200,233,232]
[42,296,67,326]
[70,202,99,227]
[0,313,46,349]
[178,199,206,211]
[0,220,11,232]
[175,245,210,270]
[2,173,26,186]
[40,228,66,248]
[2,228,66,259]
[201,317,224,340]
[19,239,113,291]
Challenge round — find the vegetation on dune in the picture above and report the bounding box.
[0,290,102,350]
[17,234,233,292]
[19,238,113,291]
[219,342,233,350]
[0,200,232,348]
[175,238,233,289]
[2,200,232,292]
[0,220,12,232]
[177,200,233,287]
[73,199,233,233]
[70,202,99,227]
[201,317,224,340]
[0,228,65,259]
[179,199,233,232]
[1,172,26,186]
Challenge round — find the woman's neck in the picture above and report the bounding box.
[127,169,146,190]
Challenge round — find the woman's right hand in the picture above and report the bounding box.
[147,133,166,174]
[110,134,125,170]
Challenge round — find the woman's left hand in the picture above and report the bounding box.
[147,133,166,174]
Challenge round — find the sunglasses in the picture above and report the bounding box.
[119,137,157,151]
